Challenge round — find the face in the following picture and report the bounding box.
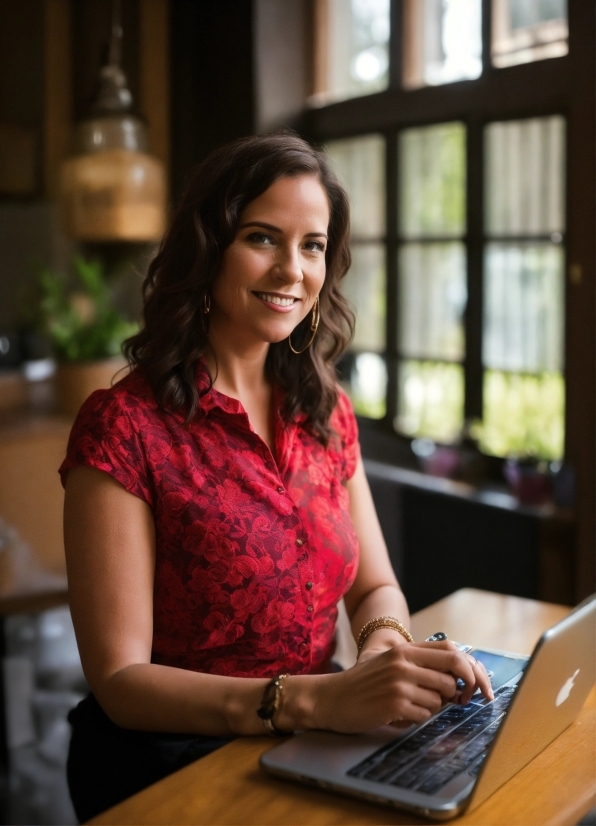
[209,175,330,350]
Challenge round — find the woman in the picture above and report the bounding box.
[61,131,491,822]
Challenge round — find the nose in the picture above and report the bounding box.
[273,243,303,284]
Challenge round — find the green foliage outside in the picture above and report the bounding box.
[351,392,386,420]
[38,258,138,363]
[396,360,464,443]
[480,370,564,460]
[400,122,466,238]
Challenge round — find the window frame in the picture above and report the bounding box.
[301,0,595,599]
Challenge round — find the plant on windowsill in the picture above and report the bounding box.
[37,256,137,416]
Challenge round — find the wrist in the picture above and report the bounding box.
[274,674,328,733]
[359,627,412,657]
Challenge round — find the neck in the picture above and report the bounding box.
[205,328,270,400]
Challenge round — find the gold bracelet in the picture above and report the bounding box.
[357,616,414,656]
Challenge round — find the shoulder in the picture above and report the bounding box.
[329,387,360,480]
[330,386,358,444]
[60,368,157,503]
[73,368,157,431]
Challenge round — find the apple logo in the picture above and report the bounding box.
[556,669,580,707]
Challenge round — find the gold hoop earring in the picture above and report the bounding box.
[289,296,320,354]
[203,293,211,314]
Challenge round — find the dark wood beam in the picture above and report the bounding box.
[305,57,569,139]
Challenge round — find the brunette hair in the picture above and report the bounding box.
[124,130,354,443]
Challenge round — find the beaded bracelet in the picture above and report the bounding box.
[357,616,414,657]
[257,673,292,736]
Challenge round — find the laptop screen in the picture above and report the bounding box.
[471,649,528,691]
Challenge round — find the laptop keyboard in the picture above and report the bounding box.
[348,684,517,796]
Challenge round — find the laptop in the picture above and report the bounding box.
[261,594,596,820]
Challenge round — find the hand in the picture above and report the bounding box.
[312,640,493,734]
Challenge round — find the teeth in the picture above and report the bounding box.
[257,293,296,307]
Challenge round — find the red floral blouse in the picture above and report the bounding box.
[59,362,360,678]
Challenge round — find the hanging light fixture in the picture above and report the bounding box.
[60,0,166,242]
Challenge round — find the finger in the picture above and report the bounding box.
[392,700,433,726]
[459,655,493,704]
[396,680,444,716]
[406,662,458,699]
[407,646,477,688]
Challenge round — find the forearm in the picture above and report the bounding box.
[93,662,320,736]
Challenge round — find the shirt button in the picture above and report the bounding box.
[305,581,313,590]
[296,538,304,546]
[277,486,284,494]
[307,605,314,613]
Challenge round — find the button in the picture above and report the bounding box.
[305,581,313,590]
[277,486,284,494]
[307,605,314,612]
[296,538,304,546]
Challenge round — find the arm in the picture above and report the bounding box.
[65,464,491,738]
[297,457,494,733]
[343,457,411,659]
[65,466,275,736]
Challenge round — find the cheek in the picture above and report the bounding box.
[308,261,326,293]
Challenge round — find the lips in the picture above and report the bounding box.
[253,291,299,307]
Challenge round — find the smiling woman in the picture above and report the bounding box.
[59,130,492,822]
[125,131,354,444]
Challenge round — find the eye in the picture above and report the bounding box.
[246,232,275,245]
[304,240,326,253]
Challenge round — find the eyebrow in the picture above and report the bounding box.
[238,221,328,239]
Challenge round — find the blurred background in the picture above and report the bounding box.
[0,0,593,822]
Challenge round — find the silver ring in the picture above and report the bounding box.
[425,632,448,642]
[467,654,478,666]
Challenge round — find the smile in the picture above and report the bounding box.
[253,292,298,307]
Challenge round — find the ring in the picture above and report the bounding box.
[467,654,478,666]
[425,632,448,642]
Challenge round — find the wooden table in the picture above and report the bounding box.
[92,589,596,826]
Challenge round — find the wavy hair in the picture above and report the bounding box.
[124,130,355,444]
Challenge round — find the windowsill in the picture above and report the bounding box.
[363,456,574,522]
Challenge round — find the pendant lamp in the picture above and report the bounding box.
[60,2,166,242]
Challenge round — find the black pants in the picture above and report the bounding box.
[67,695,235,823]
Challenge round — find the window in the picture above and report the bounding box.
[482,116,565,459]
[312,0,391,104]
[492,0,568,67]
[403,0,482,88]
[396,122,467,442]
[326,134,386,417]
[309,0,574,462]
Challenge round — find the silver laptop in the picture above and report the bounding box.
[261,594,596,820]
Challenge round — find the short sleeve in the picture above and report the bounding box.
[332,388,360,481]
[59,388,154,507]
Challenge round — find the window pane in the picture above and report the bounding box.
[485,117,565,236]
[402,0,482,89]
[399,123,466,238]
[346,352,387,419]
[399,242,466,360]
[481,370,564,459]
[343,243,386,352]
[326,134,385,238]
[492,0,568,68]
[312,0,390,104]
[396,360,464,442]
[484,243,564,372]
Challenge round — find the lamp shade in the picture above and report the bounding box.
[59,12,167,243]
[61,145,166,242]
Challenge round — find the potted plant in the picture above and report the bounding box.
[37,257,137,416]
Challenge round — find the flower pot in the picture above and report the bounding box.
[56,357,128,417]
[504,459,552,506]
